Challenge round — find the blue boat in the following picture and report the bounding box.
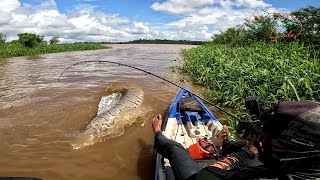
[155,86,223,180]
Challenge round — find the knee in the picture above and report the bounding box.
[166,142,189,155]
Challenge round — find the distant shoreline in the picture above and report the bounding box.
[106,44,198,49]
[99,39,207,45]
[0,43,110,58]
[0,42,200,59]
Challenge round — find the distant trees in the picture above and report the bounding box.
[211,15,279,45]
[17,33,44,48]
[49,36,60,44]
[127,39,206,45]
[211,27,244,45]
[247,15,278,42]
[0,33,6,44]
[289,6,320,45]
[211,6,319,47]
[1,33,62,47]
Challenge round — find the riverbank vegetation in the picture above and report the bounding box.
[181,6,320,122]
[0,33,109,58]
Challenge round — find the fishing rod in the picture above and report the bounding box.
[58,60,241,121]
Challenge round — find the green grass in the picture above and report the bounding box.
[0,42,110,58]
[182,42,320,116]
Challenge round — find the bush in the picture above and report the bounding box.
[182,42,320,114]
[212,15,278,45]
[211,6,319,47]
[49,36,60,44]
[0,42,109,58]
[289,6,320,47]
[18,33,45,48]
[0,33,6,44]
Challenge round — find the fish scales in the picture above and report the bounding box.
[83,88,144,135]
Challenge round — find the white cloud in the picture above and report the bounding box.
[0,0,20,12]
[235,0,271,8]
[130,22,150,34]
[151,0,272,15]
[151,0,282,39]
[0,11,12,25]
[0,0,285,42]
[151,0,214,14]
[0,0,160,42]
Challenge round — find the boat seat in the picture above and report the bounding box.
[179,97,203,115]
[182,111,201,124]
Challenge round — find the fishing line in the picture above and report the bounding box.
[58,60,241,121]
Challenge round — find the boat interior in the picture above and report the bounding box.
[156,91,224,180]
[163,94,223,150]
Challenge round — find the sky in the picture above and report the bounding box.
[0,0,319,43]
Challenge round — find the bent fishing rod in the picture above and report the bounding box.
[58,60,241,121]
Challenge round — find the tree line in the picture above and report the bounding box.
[124,39,206,45]
[98,39,206,45]
[0,33,60,48]
[0,34,207,46]
[211,6,319,48]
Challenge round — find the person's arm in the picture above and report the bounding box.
[221,139,247,155]
[213,126,247,155]
[205,146,256,178]
[187,147,256,180]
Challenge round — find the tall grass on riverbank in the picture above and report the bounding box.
[182,42,320,114]
[0,42,109,58]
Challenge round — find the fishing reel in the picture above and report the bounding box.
[245,96,262,120]
[245,96,278,123]
[237,96,264,139]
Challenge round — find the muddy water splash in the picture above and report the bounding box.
[0,44,197,180]
[72,87,145,149]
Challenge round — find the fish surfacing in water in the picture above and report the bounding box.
[83,88,144,136]
[72,88,144,149]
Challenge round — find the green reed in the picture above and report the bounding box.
[0,42,109,58]
[182,42,320,116]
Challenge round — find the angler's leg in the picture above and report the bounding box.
[153,115,201,180]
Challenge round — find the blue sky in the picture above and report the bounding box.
[27,0,319,22]
[1,0,319,42]
[265,0,318,10]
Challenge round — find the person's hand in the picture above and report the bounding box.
[152,114,162,133]
[246,134,261,154]
[214,125,230,147]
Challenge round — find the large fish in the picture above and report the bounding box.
[83,88,144,136]
[72,88,144,149]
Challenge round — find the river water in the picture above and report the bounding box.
[0,44,199,180]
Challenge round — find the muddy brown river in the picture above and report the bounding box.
[0,44,202,180]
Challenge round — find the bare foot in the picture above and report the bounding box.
[152,114,162,133]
